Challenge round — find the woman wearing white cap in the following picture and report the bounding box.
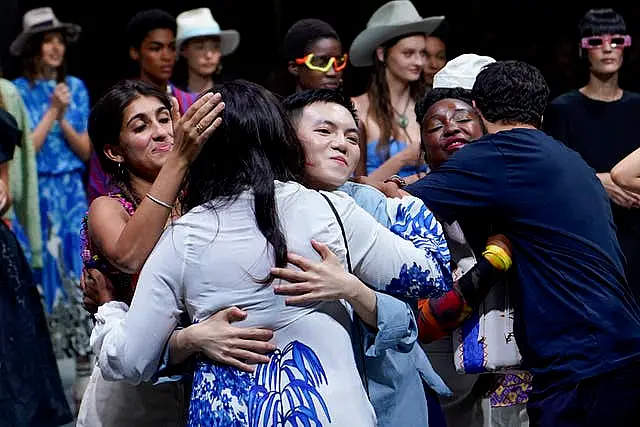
[173,8,240,94]
[350,0,443,183]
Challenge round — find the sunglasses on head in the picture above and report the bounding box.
[295,53,348,73]
[581,34,632,49]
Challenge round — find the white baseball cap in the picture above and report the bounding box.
[433,53,496,90]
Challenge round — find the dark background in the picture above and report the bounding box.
[2,0,640,104]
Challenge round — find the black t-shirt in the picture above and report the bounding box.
[544,90,640,172]
[545,90,640,297]
[406,128,640,394]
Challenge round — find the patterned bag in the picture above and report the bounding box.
[442,222,523,374]
[453,283,522,374]
[452,280,523,374]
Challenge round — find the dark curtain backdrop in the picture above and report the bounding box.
[3,0,640,103]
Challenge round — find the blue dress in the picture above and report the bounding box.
[13,76,92,357]
[367,139,428,177]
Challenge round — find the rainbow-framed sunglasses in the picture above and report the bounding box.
[581,34,631,49]
[295,53,348,73]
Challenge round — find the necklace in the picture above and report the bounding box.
[393,95,411,129]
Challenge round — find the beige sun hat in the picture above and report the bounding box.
[349,1,444,67]
[176,8,240,55]
[10,7,81,56]
[433,54,496,90]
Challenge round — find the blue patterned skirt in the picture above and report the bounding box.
[189,361,253,427]
[188,340,333,427]
[36,170,92,358]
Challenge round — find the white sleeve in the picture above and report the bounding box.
[322,191,449,299]
[94,227,186,385]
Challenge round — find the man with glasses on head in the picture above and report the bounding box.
[544,8,640,304]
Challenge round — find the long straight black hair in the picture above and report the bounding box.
[180,80,305,280]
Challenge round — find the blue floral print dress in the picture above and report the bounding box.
[13,76,92,357]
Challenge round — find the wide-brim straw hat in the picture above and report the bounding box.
[350,0,444,67]
[176,8,240,55]
[10,7,81,56]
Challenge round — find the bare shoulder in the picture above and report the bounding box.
[88,196,130,224]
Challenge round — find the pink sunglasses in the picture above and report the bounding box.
[581,34,632,49]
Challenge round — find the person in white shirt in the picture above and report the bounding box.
[92,80,451,426]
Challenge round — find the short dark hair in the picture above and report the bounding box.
[472,60,549,128]
[283,19,340,61]
[415,87,473,125]
[282,89,359,127]
[126,9,176,49]
[579,8,627,38]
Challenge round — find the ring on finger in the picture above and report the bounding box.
[195,123,205,134]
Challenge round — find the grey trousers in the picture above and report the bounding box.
[486,403,529,427]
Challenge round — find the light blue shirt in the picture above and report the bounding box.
[339,181,452,427]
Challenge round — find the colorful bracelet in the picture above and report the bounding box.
[482,244,512,271]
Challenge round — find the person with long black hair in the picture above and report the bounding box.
[91,80,455,426]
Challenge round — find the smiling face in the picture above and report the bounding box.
[295,101,360,190]
[39,31,66,69]
[105,95,174,182]
[421,98,483,169]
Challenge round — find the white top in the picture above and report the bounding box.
[93,181,445,426]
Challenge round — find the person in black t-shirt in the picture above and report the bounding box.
[407,60,640,427]
[544,8,640,303]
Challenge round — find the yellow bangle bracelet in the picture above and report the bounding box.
[483,252,507,271]
[482,244,512,271]
[486,244,510,259]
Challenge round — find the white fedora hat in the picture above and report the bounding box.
[176,8,240,55]
[433,54,496,90]
[349,1,444,67]
[10,7,81,56]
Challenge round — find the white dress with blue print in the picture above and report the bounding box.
[92,181,449,427]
